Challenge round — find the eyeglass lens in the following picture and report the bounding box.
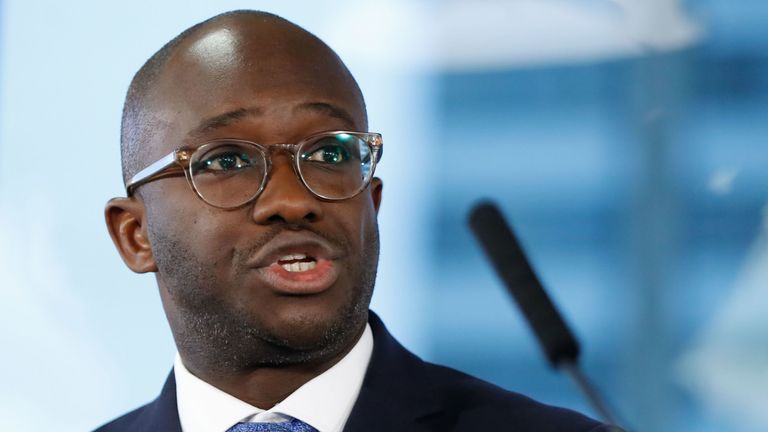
[189,133,373,208]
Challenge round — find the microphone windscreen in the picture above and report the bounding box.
[469,201,580,367]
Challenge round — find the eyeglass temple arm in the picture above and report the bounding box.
[125,152,186,196]
[368,133,383,163]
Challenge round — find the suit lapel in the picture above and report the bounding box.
[135,371,183,432]
[343,312,442,432]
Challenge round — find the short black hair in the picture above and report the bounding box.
[120,10,352,185]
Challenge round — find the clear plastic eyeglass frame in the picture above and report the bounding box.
[125,130,383,209]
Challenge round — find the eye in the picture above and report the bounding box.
[302,140,351,164]
[197,151,253,172]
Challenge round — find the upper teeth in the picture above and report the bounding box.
[280,253,307,261]
[282,261,317,272]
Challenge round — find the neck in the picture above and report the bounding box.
[179,326,364,409]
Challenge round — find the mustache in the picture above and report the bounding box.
[236,222,349,261]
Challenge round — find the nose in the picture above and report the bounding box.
[250,154,324,225]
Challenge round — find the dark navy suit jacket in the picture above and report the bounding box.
[94,312,616,431]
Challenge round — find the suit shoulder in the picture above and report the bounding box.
[92,403,151,432]
[92,371,181,432]
[422,362,607,432]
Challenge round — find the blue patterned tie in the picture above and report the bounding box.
[226,418,318,432]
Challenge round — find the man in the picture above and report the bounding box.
[98,10,616,432]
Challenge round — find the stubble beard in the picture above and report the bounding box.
[150,224,379,375]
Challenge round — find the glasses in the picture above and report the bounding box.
[126,130,383,209]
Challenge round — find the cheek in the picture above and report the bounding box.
[338,197,380,257]
[144,189,241,277]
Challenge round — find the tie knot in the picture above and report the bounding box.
[227,418,318,432]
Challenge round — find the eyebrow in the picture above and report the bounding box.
[188,107,264,139]
[295,102,357,127]
[187,102,358,140]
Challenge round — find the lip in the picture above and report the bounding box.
[245,231,344,295]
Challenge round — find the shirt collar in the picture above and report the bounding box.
[175,323,373,432]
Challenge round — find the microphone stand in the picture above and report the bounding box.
[469,201,626,430]
[561,362,620,428]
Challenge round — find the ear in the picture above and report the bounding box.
[370,177,383,214]
[105,197,158,273]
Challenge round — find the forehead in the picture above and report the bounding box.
[144,18,366,156]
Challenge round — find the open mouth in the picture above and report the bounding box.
[246,233,342,294]
[277,253,318,273]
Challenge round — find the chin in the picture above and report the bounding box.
[262,303,367,352]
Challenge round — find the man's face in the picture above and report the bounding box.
[134,20,382,372]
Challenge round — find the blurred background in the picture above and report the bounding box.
[0,0,766,431]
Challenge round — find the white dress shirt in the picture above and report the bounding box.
[175,324,373,432]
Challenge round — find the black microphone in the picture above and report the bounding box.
[469,202,579,367]
[469,201,623,429]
